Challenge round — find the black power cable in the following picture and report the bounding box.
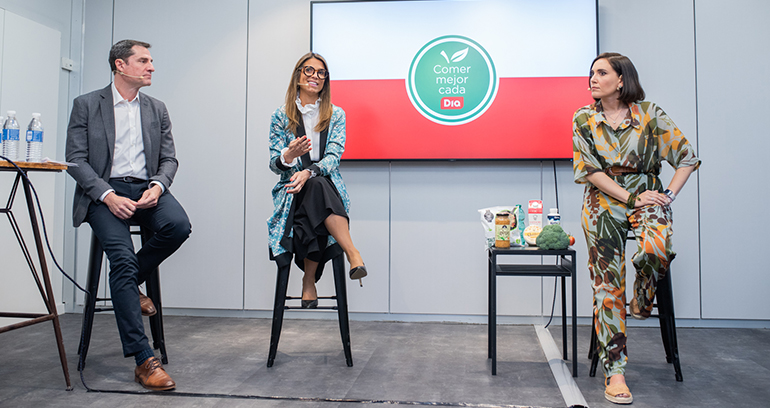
[80,388,532,407]
[0,155,87,293]
[543,161,561,329]
[3,156,540,407]
[0,155,93,392]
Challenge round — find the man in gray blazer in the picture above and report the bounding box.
[66,39,190,391]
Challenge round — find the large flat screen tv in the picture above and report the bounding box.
[311,0,598,160]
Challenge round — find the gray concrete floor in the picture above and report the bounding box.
[1,313,768,407]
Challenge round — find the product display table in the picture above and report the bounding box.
[0,160,71,390]
[487,246,577,376]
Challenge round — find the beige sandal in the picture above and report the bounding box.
[629,298,649,320]
[605,379,633,405]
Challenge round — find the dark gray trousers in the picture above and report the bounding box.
[86,179,190,357]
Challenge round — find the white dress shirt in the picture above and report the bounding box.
[111,82,148,180]
[281,97,322,167]
[99,83,163,202]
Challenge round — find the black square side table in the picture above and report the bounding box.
[487,246,577,376]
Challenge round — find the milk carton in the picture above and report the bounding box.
[528,200,543,228]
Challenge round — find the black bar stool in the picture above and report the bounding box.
[267,246,353,367]
[587,237,683,382]
[77,226,167,371]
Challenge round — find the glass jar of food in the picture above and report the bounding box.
[495,211,511,248]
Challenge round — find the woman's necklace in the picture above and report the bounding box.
[605,107,628,124]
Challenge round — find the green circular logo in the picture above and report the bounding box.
[407,35,498,126]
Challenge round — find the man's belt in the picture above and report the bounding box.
[111,176,148,183]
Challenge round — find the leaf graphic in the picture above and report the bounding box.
[451,48,469,62]
[440,50,450,63]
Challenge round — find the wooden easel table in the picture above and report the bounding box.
[0,160,71,390]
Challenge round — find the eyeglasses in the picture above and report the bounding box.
[298,65,328,79]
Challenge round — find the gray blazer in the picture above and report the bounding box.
[65,85,178,227]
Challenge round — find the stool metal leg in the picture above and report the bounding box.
[657,277,673,363]
[332,254,353,367]
[588,299,597,361]
[589,321,600,377]
[140,229,168,364]
[145,266,167,364]
[78,233,103,371]
[656,271,683,381]
[267,259,291,367]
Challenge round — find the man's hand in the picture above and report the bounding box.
[103,192,138,219]
[136,184,163,209]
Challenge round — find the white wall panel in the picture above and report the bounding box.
[243,0,315,310]
[0,0,84,316]
[338,161,391,313]
[72,0,114,310]
[390,162,545,316]
[0,9,62,323]
[696,0,770,319]
[36,0,766,325]
[80,0,113,96]
[0,9,3,102]
[540,162,591,319]
[107,0,249,309]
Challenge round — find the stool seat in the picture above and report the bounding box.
[267,248,353,367]
[77,226,167,371]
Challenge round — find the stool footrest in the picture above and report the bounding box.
[285,295,337,300]
[284,306,339,310]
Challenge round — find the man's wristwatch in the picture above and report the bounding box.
[663,189,676,203]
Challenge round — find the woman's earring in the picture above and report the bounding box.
[617,86,622,91]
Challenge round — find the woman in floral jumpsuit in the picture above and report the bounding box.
[573,52,700,405]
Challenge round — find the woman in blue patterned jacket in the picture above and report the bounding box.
[267,52,367,308]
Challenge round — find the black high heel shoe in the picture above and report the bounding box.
[301,280,318,309]
[349,265,367,287]
[301,299,318,309]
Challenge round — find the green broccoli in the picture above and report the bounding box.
[535,224,570,250]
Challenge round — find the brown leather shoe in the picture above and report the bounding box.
[134,356,175,391]
[139,291,157,317]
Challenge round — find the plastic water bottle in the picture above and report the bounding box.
[2,111,20,161]
[25,113,44,162]
[0,116,4,159]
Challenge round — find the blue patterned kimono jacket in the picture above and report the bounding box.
[267,104,350,257]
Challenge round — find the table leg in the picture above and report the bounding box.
[561,275,567,360]
[22,176,71,390]
[488,253,492,359]
[571,254,578,377]
[489,251,497,375]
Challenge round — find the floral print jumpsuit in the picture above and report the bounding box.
[572,101,700,378]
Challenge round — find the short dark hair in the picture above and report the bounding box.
[109,39,151,72]
[591,52,645,104]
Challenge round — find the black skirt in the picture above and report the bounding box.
[283,176,347,277]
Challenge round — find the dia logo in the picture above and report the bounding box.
[441,97,464,109]
[407,35,498,125]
